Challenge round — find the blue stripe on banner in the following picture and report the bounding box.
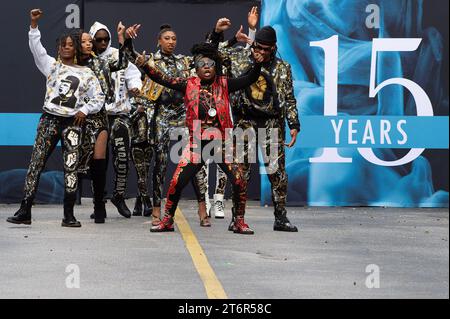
[0,114,449,149]
[0,113,42,146]
[297,116,449,149]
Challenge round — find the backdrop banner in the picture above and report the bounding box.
[0,0,448,208]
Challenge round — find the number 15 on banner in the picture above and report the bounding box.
[309,36,433,167]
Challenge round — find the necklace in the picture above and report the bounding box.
[201,85,217,118]
[208,107,217,118]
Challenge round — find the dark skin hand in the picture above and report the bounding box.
[30,8,43,29]
[74,111,86,126]
[285,129,298,148]
[128,87,140,96]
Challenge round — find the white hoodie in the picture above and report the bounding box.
[89,22,142,115]
[29,27,105,117]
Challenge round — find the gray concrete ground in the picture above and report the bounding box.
[0,200,448,299]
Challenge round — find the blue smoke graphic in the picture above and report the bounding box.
[261,0,449,207]
[0,169,64,204]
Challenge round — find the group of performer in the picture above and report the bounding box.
[6,6,300,235]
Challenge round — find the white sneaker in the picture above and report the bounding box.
[212,194,225,219]
[206,197,212,217]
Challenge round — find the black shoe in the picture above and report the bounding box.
[111,195,132,218]
[7,200,32,225]
[93,201,106,224]
[62,218,82,227]
[62,196,81,228]
[132,196,143,216]
[90,211,107,219]
[142,196,153,217]
[61,210,81,227]
[274,215,298,232]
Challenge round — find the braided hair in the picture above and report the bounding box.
[56,31,82,63]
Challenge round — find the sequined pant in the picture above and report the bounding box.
[151,111,208,207]
[130,110,153,197]
[213,165,228,195]
[109,114,132,197]
[234,117,288,215]
[23,112,83,201]
[165,140,247,217]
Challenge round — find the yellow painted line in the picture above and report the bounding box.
[175,207,228,299]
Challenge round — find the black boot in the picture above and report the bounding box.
[90,209,107,219]
[132,196,143,216]
[94,201,106,224]
[111,194,132,218]
[228,207,237,231]
[62,193,81,228]
[142,195,153,217]
[274,212,298,232]
[90,159,107,221]
[7,199,32,225]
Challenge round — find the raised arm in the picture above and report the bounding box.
[227,62,261,93]
[227,49,263,92]
[246,6,258,48]
[108,22,129,72]
[28,9,55,77]
[140,56,187,92]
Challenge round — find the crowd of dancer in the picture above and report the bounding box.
[6,6,300,235]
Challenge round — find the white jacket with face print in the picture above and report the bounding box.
[29,27,105,117]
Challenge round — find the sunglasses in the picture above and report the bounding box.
[196,60,216,68]
[252,43,273,52]
[95,37,110,43]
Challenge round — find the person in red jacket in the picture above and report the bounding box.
[123,24,263,234]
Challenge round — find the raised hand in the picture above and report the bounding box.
[235,25,251,44]
[117,21,126,44]
[135,50,147,67]
[248,6,259,30]
[117,21,126,35]
[252,49,264,63]
[125,24,141,39]
[215,18,232,33]
[30,9,43,28]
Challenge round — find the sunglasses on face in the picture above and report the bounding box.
[252,43,273,52]
[196,60,216,68]
[95,37,110,43]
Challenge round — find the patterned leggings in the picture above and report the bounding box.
[165,140,247,217]
[109,114,132,197]
[152,115,208,207]
[235,118,288,215]
[23,112,83,202]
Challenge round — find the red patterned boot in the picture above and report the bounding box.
[150,215,175,233]
[233,216,254,235]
